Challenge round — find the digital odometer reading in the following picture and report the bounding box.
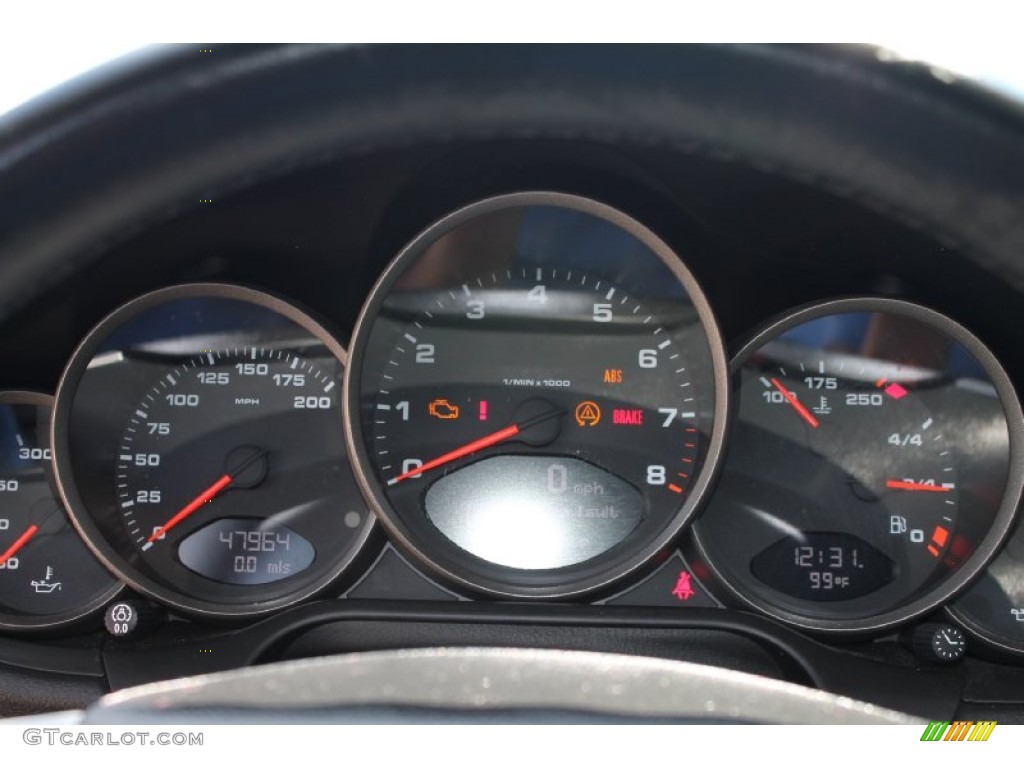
[346,193,728,598]
[750,532,894,601]
[178,518,314,586]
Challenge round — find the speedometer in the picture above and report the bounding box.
[345,192,729,598]
[53,284,374,619]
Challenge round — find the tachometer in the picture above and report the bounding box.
[345,192,728,598]
[692,298,1023,634]
[53,284,374,619]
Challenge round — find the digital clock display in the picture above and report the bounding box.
[750,532,895,602]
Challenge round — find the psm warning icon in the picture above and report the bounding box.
[575,401,602,427]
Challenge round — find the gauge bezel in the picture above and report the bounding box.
[0,390,123,632]
[52,283,376,619]
[690,296,1024,636]
[343,191,731,599]
[945,520,1024,660]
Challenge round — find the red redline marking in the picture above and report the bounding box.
[684,443,695,448]
[875,377,887,388]
[927,545,940,557]
[886,480,950,493]
[686,428,697,433]
[667,483,683,494]
[677,472,689,479]
[0,525,39,566]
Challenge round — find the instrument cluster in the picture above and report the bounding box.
[1,191,1021,662]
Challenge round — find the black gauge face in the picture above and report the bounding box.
[0,393,120,630]
[345,192,728,598]
[53,285,375,619]
[693,298,1023,634]
[948,521,1024,658]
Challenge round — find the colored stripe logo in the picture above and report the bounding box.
[920,721,996,741]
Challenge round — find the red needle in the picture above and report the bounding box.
[770,377,820,429]
[886,480,950,493]
[0,525,38,566]
[146,474,232,544]
[388,424,521,486]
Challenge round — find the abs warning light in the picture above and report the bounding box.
[613,409,644,425]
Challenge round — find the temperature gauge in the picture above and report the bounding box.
[692,298,1023,634]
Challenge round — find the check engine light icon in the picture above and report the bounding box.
[429,399,460,420]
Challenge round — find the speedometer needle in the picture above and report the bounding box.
[0,525,38,567]
[770,377,820,429]
[145,448,268,547]
[387,408,563,486]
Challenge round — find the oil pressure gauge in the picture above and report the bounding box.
[692,298,1023,635]
[0,392,120,631]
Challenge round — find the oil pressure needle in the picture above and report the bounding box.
[0,525,38,567]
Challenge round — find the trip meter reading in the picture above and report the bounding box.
[345,192,729,598]
[53,284,375,619]
[692,298,1023,634]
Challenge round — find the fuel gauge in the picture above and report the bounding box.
[0,392,120,631]
[692,298,1023,635]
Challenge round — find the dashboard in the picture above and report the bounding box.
[0,43,1022,722]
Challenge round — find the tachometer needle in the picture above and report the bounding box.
[145,448,268,546]
[0,525,38,567]
[770,377,819,429]
[387,407,563,486]
[885,480,950,493]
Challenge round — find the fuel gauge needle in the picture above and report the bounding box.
[886,480,951,493]
[0,525,39,566]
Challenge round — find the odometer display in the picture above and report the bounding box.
[345,193,728,598]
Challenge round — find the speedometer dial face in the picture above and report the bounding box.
[692,298,1023,634]
[345,192,728,598]
[53,284,374,619]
